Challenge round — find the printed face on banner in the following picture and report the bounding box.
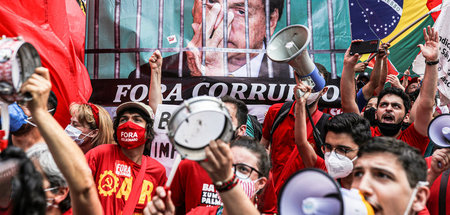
[186,0,280,76]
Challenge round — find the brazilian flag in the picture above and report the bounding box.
[349,0,440,75]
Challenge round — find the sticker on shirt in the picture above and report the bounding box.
[201,183,222,206]
[115,160,131,178]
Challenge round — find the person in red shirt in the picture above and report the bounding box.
[260,63,329,183]
[86,101,167,215]
[275,86,371,195]
[340,26,440,155]
[424,148,450,215]
[352,137,430,215]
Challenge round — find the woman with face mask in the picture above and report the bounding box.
[64,103,114,154]
[144,137,270,215]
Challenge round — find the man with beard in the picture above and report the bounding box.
[340,26,440,155]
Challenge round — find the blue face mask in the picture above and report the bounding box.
[7,102,29,132]
[6,103,55,132]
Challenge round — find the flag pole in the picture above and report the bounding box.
[365,4,442,63]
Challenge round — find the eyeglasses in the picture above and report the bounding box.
[232,163,262,180]
[44,187,58,192]
[321,143,358,159]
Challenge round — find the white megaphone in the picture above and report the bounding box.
[267,25,325,97]
[428,114,450,148]
[279,168,374,215]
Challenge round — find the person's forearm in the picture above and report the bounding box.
[340,64,359,113]
[149,67,162,114]
[413,64,438,136]
[362,57,381,99]
[374,58,388,95]
[33,110,103,214]
[220,186,259,215]
[295,104,317,167]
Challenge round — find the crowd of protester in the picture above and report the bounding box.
[1,24,450,215]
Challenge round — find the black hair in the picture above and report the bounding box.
[221,96,249,128]
[324,113,371,147]
[230,136,270,178]
[377,87,411,114]
[266,0,284,21]
[0,146,46,215]
[358,137,427,188]
[113,107,155,154]
[314,62,330,82]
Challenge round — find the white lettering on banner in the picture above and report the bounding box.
[267,84,287,101]
[209,83,228,97]
[130,84,148,101]
[164,83,183,101]
[114,85,131,102]
[322,85,340,102]
[247,83,267,100]
[112,82,340,104]
[229,83,248,99]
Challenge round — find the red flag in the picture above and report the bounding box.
[0,0,92,126]
[366,53,399,76]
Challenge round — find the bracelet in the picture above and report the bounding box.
[425,59,439,65]
[214,173,238,192]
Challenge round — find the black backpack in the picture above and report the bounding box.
[269,101,330,158]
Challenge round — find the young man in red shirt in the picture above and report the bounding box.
[86,101,167,215]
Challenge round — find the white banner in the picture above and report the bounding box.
[413,1,450,105]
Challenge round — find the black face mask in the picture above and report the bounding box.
[363,107,377,126]
[376,121,403,136]
[356,80,366,90]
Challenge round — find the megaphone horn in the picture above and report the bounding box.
[267,25,325,93]
[428,113,450,148]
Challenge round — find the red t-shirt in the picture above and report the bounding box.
[262,102,324,181]
[371,123,429,155]
[275,153,326,196]
[186,206,219,215]
[426,156,450,215]
[170,160,277,214]
[85,144,167,215]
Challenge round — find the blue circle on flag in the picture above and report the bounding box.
[349,0,403,41]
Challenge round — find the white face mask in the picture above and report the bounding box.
[324,152,357,179]
[306,91,322,106]
[403,181,429,215]
[64,125,90,145]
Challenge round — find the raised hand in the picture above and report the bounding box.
[418,26,439,62]
[199,140,234,184]
[19,67,51,114]
[185,3,234,76]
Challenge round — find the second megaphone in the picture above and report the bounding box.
[267,25,325,93]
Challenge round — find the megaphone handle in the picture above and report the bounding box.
[296,89,304,99]
[162,154,182,201]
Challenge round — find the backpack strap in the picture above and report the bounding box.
[270,101,294,141]
[313,113,331,158]
[439,169,450,215]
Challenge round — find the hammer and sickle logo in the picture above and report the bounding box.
[98,170,119,196]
